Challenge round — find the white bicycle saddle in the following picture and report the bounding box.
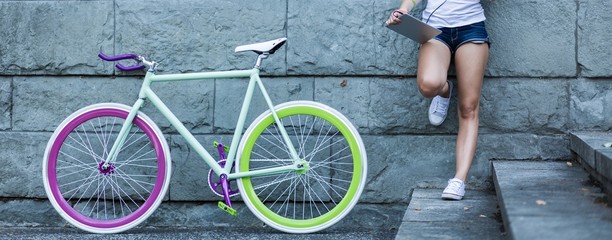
[235,38,287,54]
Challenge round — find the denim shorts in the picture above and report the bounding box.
[434,21,490,54]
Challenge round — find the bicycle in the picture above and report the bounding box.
[41,38,368,234]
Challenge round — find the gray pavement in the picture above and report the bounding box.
[0,227,396,240]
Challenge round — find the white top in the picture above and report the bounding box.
[421,0,486,28]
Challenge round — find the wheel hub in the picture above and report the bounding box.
[296,159,310,174]
[98,162,115,175]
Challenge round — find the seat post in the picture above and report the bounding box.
[254,53,269,69]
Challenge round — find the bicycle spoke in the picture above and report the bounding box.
[114,168,154,196]
[65,138,104,163]
[310,149,352,169]
[56,154,95,171]
[62,171,99,199]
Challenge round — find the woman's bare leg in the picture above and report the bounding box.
[417,40,452,98]
[453,43,489,182]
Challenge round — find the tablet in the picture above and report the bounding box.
[386,14,441,44]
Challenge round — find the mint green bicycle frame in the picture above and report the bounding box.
[103,68,303,180]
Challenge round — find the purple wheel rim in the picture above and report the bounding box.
[47,108,166,229]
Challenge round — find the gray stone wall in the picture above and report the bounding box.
[0,0,610,230]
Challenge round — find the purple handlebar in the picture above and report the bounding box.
[98,53,144,71]
[116,63,146,71]
[98,53,139,61]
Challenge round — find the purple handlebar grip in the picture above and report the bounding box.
[98,53,139,61]
[115,63,146,71]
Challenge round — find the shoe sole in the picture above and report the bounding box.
[429,119,445,126]
[441,193,463,200]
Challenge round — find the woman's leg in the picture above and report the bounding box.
[453,42,489,182]
[417,40,452,98]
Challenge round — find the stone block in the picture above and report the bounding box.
[493,161,612,240]
[168,134,235,201]
[570,78,612,130]
[476,134,570,179]
[578,0,612,77]
[396,189,502,240]
[287,0,379,75]
[482,0,576,77]
[0,199,63,227]
[0,78,10,130]
[368,78,457,134]
[475,134,540,161]
[405,189,498,222]
[0,1,113,75]
[570,132,612,200]
[147,80,215,134]
[480,78,569,133]
[13,77,139,131]
[537,135,571,160]
[508,215,612,240]
[314,77,370,133]
[213,77,314,133]
[569,132,612,168]
[13,77,214,133]
[115,0,286,75]
[0,132,49,198]
[570,133,594,166]
[595,148,612,183]
[361,135,458,203]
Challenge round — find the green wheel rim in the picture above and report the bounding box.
[240,105,363,229]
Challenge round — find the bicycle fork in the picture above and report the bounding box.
[102,99,145,169]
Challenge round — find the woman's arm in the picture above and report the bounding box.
[399,0,421,12]
[386,0,422,26]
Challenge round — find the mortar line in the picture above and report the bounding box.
[113,0,117,76]
[212,78,216,134]
[575,0,581,77]
[0,74,587,80]
[312,75,316,102]
[285,0,289,76]
[9,77,14,130]
[571,0,579,132]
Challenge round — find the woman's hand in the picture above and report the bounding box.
[385,9,408,26]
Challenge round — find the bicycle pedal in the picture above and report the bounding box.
[218,201,237,216]
[213,141,230,152]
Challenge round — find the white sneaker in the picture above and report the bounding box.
[441,178,465,200]
[428,81,453,126]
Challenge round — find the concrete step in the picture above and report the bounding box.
[570,131,612,200]
[394,188,503,240]
[492,161,612,240]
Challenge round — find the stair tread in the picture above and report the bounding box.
[493,160,612,240]
[395,188,503,240]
